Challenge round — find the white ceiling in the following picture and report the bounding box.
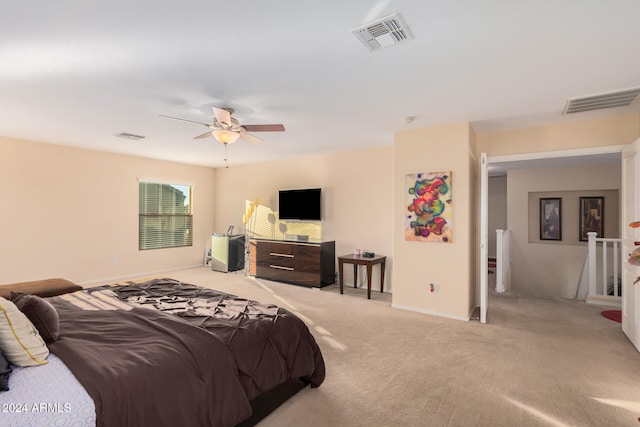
[2,1,640,168]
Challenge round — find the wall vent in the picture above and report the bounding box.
[351,13,414,52]
[563,87,640,115]
[115,132,146,140]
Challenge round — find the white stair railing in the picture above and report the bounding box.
[586,231,622,306]
[495,229,511,293]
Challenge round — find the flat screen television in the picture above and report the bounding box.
[278,188,321,221]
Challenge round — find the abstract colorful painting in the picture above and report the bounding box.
[405,171,453,242]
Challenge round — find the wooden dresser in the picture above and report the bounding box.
[250,239,335,288]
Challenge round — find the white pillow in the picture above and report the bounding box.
[0,296,48,366]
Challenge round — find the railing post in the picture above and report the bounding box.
[613,241,619,297]
[504,229,511,292]
[602,240,608,296]
[588,232,597,297]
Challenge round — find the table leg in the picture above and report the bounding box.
[353,264,357,288]
[339,259,344,294]
[367,264,372,299]
[380,260,386,293]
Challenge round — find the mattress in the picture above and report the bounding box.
[0,354,95,426]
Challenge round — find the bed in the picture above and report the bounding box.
[0,277,325,426]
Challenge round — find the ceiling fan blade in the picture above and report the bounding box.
[212,106,232,126]
[194,131,213,139]
[243,124,285,132]
[159,114,210,127]
[240,132,263,144]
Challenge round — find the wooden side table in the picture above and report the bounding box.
[338,254,386,299]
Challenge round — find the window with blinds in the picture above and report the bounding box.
[139,182,193,250]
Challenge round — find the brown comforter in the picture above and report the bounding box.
[47,278,325,427]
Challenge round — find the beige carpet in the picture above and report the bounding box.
[138,267,640,427]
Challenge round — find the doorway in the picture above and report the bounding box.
[479,146,624,322]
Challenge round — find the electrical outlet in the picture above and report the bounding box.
[112,257,119,265]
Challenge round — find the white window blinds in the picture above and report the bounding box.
[139,182,193,250]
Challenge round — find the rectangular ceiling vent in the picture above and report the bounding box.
[563,87,640,115]
[115,132,146,141]
[351,13,414,52]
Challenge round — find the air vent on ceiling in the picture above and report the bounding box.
[563,87,640,115]
[115,132,146,140]
[351,13,414,52]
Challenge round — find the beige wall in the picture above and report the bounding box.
[213,146,394,291]
[392,123,476,320]
[507,164,620,298]
[477,114,640,156]
[0,137,216,285]
[488,176,508,257]
[468,128,478,308]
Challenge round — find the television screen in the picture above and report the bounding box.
[278,188,321,220]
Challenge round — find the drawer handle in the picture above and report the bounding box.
[270,252,294,258]
[270,265,294,271]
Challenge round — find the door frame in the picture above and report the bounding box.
[480,153,488,323]
[621,138,640,351]
[478,145,626,324]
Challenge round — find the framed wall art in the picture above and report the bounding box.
[405,171,452,243]
[540,198,562,241]
[579,196,604,241]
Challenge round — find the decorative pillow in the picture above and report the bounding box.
[0,297,48,366]
[0,278,82,299]
[0,348,11,391]
[10,292,60,343]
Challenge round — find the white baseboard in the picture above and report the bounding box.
[391,303,470,322]
[585,294,622,308]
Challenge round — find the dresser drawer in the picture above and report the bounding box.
[258,241,294,257]
[292,244,320,261]
[256,254,296,270]
[256,266,319,286]
[251,239,335,288]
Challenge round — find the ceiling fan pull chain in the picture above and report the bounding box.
[224,142,229,168]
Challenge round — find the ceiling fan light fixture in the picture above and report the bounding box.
[211,129,240,144]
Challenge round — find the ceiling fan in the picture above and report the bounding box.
[160,106,285,145]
